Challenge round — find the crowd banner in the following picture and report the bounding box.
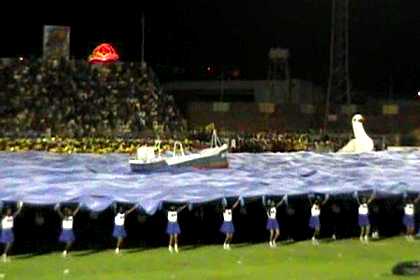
[43,25,71,60]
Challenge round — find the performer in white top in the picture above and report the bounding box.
[264,195,287,248]
[112,203,138,254]
[1,201,23,262]
[308,194,329,246]
[55,203,81,257]
[166,204,188,253]
[354,191,375,244]
[402,193,420,241]
[220,198,240,250]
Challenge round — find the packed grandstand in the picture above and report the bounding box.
[0,58,346,153]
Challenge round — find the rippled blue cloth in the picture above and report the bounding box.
[0,151,419,214]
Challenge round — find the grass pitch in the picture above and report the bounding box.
[0,237,419,279]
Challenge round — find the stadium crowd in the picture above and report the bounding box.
[0,131,342,154]
[0,58,185,139]
[0,58,344,153]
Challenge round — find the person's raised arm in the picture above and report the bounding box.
[262,196,267,208]
[266,206,271,217]
[367,191,375,204]
[177,204,188,213]
[220,198,227,212]
[307,194,313,205]
[232,199,240,210]
[414,194,420,204]
[354,191,361,205]
[321,194,330,206]
[13,201,23,218]
[55,203,64,219]
[276,194,288,208]
[73,204,82,216]
[125,204,138,215]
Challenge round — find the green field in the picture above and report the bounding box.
[0,237,419,279]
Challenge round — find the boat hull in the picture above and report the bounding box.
[129,145,229,173]
[129,160,168,172]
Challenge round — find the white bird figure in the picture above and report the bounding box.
[338,114,374,153]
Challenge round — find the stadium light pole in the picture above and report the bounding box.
[324,0,351,132]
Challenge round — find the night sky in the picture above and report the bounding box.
[1,1,419,98]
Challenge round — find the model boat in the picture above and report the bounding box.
[129,130,229,172]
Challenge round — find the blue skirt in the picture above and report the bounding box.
[309,216,320,229]
[166,222,181,235]
[403,215,415,228]
[358,214,370,227]
[59,229,75,243]
[113,225,127,239]
[266,218,280,230]
[0,229,14,244]
[220,221,235,234]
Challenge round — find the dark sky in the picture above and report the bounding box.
[1,1,419,97]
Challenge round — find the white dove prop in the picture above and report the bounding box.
[338,114,374,153]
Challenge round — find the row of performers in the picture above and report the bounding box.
[0,192,419,261]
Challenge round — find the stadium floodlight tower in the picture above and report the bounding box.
[324,0,352,131]
[267,48,291,102]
